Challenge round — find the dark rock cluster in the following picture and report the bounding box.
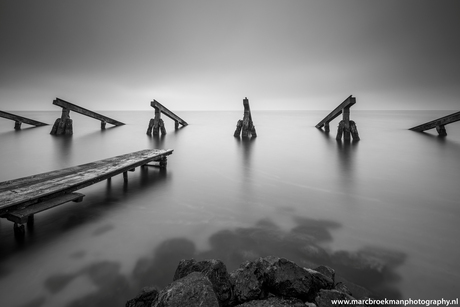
[126,256,377,307]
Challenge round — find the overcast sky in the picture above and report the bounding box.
[1,0,459,111]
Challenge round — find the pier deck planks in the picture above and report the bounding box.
[0,149,173,215]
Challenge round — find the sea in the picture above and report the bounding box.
[0,110,459,307]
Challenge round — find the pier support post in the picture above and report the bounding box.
[324,122,330,133]
[234,97,257,138]
[123,171,128,183]
[336,105,359,142]
[147,109,166,136]
[51,108,73,135]
[159,156,167,168]
[101,121,107,130]
[436,125,447,137]
[14,121,22,130]
[14,223,25,238]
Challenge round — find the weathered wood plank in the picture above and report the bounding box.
[409,111,460,132]
[151,100,188,126]
[5,193,85,224]
[0,149,173,214]
[53,98,125,126]
[315,95,356,128]
[0,110,48,127]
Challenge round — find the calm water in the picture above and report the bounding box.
[0,110,459,306]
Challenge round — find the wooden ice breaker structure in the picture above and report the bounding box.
[234,97,257,138]
[0,149,173,237]
[409,111,460,136]
[50,98,125,135]
[316,95,360,141]
[0,110,48,130]
[147,100,188,136]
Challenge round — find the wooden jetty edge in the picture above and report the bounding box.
[409,111,460,136]
[50,98,125,135]
[147,100,188,135]
[234,97,257,138]
[0,110,48,130]
[0,149,173,237]
[316,95,360,141]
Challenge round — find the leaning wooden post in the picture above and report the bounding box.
[316,95,359,142]
[234,97,257,138]
[409,111,460,136]
[50,98,124,135]
[147,100,187,135]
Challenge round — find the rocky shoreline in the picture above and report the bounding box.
[126,256,379,307]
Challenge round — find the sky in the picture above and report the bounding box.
[1,0,459,111]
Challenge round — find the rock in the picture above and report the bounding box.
[173,259,234,307]
[334,282,353,296]
[315,289,357,307]
[230,259,268,304]
[152,272,219,307]
[234,296,305,307]
[263,256,333,301]
[125,286,159,307]
[314,265,335,284]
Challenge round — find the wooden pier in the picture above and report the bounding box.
[0,110,48,130]
[50,98,125,135]
[316,95,360,141]
[234,97,257,138]
[147,100,188,135]
[409,111,460,136]
[0,149,173,237]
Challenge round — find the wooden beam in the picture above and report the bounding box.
[0,110,48,127]
[53,98,125,126]
[409,111,460,133]
[315,95,356,129]
[5,193,85,224]
[151,100,188,126]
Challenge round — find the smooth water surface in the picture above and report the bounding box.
[0,110,459,306]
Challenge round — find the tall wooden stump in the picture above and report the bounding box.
[234,97,257,138]
[147,108,166,136]
[50,108,73,135]
[335,105,359,142]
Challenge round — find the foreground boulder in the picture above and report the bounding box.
[174,259,234,306]
[126,256,376,307]
[153,272,219,307]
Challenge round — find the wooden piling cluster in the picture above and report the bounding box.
[50,98,125,135]
[147,100,188,136]
[0,149,173,237]
[316,95,360,142]
[0,110,48,130]
[234,97,257,138]
[409,111,460,136]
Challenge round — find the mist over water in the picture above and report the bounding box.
[0,110,459,306]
